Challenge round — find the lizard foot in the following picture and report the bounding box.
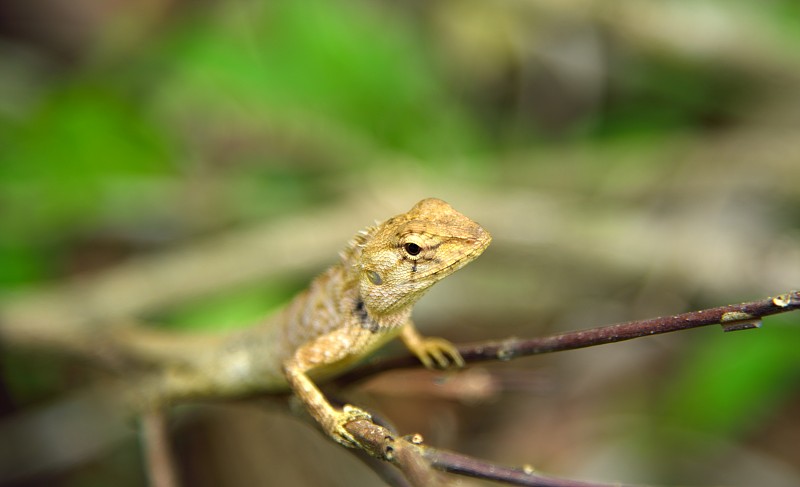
[325,404,373,448]
[410,337,465,370]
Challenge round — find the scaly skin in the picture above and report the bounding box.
[126,198,491,447]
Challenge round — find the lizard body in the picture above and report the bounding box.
[126,198,491,446]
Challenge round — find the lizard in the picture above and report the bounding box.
[118,198,491,447]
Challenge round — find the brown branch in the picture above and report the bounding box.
[336,290,800,386]
[344,420,627,487]
[423,447,626,487]
[344,420,448,487]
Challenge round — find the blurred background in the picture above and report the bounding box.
[1,0,799,485]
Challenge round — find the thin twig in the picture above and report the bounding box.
[344,420,626,487]
[336,291,800,386]
[140,411,180,487]
[422,447,626,487]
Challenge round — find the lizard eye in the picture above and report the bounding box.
[403,242,422,256]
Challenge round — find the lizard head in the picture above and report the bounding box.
[356,198,491,316]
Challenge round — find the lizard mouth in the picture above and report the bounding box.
[416,228,492,281]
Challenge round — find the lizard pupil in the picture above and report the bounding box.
[404,242,422,256]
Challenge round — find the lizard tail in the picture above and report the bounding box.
[105,324,222,368]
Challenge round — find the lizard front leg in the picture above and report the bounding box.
[401,320,465,369]
[282,329,375,448]
[283,360,371,447]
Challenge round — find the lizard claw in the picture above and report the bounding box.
[412,337,465,370]
[325,404,372,448]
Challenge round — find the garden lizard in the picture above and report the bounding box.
[123,198,491,447]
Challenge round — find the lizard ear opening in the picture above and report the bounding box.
[366,270,383,285]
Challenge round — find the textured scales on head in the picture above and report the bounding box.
[344,198,491,317]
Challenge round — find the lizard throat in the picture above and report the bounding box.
[354,298,400,334]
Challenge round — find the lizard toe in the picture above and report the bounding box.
[414,338,465,370]
[328,405,372,448]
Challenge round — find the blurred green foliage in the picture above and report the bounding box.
[0,0,486,287]
[162,278,306,332]
[153,0,482,153]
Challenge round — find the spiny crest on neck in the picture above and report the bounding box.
[338,223,378,276]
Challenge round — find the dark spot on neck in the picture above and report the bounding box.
[354,298,367,321]
[355,298,380,333]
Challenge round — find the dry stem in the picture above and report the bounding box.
[336,291,800,386]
